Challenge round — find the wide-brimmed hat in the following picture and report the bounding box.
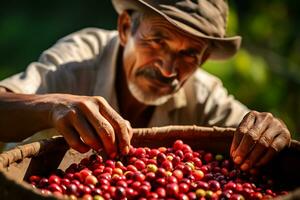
[111,0,241,60]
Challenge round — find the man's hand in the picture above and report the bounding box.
[230,111,291,171]
[49,94,132,157]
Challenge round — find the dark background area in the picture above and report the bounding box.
[0,0,299,139]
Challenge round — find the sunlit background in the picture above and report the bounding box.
[0,1,299,139]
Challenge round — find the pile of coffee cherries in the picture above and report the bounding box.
[28,140,288,200]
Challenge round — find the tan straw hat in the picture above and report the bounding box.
[112,0,241,60]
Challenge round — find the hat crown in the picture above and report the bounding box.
[140,0,228,37]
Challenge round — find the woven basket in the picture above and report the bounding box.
[0,125,299,200]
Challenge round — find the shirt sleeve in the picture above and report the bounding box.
[194,69,250,128]
[0,28,113,95]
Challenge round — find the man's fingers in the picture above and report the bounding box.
[231,112,256,159]
[59,125,90,153]
[115,119,133,155]
[233,134,256,165]
[71,110,103,151]
[82,104,117,157]
[233,111,271,165]
[255,128,290,167]
[125,120,133,140]
[96,116,118,158]
[234,121,269,162]
[116,120,132,155]
[230,132,243,156]
[80,100,118,157]
[84,108,118,157]
[255,147,277,167]
[52,95,132,157]
[96,97,132,155]
[239,142,266,171]
[241,126,280,170]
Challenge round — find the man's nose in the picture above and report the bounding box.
[156,55,177,78]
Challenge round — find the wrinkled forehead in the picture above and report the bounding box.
[137,13,209,47]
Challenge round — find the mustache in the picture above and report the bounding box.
[136,66,179,87]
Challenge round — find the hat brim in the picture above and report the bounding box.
[112,0,241,60]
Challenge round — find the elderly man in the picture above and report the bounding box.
[0,0,291,171]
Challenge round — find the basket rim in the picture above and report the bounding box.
[1,125,299,169]
[0,125,299,199]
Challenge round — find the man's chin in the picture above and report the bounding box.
[128,82,173,106]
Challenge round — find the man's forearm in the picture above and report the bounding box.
[0,90,52,142]
[0,88,132,156]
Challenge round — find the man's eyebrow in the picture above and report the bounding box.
[149,30,169,38]
[193,40,209,50]
[185,40,209,54]
[181,48,200,55]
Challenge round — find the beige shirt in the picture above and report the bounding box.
[0,28,249,142]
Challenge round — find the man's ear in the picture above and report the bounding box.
[118,11,132,47]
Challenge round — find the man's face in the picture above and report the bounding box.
[120,13,209,105]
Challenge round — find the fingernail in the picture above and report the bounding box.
[122,146,130,155]
[234,156,243,164]
[241,163,249,171]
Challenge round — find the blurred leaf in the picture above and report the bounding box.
[227,7,239,35]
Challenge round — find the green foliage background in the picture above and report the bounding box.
[0,1,299,139]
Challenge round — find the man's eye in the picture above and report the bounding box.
[181,50,197,58]
[150,38,163,45]
[180,50,200,63]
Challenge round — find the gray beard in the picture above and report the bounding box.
[128,81,173,106]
